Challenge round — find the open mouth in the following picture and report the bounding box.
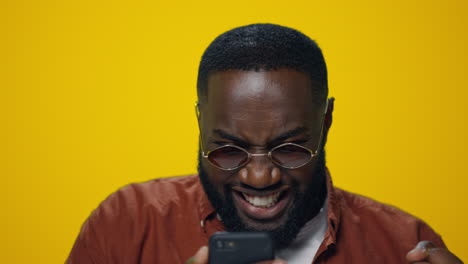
[241,191,285,208]
[231,187,292,220]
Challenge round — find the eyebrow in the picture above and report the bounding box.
[212,127,309,148]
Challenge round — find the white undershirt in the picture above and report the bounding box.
[275,199,328,264]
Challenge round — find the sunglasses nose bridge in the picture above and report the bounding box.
[249,152,274,166]
[244,152,277,170]
[250,153,268,157]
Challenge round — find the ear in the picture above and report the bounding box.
[324,97,334,131]
[195,101,201,121]
[195,101,203,133]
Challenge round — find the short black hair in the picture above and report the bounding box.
[197,23,328,104]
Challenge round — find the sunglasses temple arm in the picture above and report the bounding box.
[312,111,328,157]
[195,102,208,157]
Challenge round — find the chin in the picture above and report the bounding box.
[236,208,290,231]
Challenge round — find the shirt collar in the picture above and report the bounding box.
[324,167,342,245]
[196,178,217,222]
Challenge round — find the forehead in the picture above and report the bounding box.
[209,68,309,100]
[202,69,323,142]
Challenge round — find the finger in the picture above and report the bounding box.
[186,246,209,264]
[406,241,463,264]
[406,241,435,262]
[255,260,288,264]
[194,246,209,264]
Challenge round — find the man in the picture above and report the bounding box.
[67,24,462,263]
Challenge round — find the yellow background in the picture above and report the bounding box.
[2,0,467,263]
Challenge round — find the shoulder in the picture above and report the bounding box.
[81,175,202,231]
[334,188,445,247]
[336,187,416,220]
[67,175,203,262]
[99,174,201,216]
[115,174,201,201]
[82,175,202,248]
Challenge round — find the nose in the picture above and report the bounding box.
[238,155,281,189]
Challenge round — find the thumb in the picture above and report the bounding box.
[406,241,463,264]
[187,246,209,264]
[406,241,434,262]
[255,260,288,264]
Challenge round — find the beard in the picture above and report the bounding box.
[198,148,327,250]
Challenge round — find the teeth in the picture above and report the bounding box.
[242,192,282,208]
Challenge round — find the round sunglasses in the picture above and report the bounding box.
[197,98,330,170]
[201,142,320,170]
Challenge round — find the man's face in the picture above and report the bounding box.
[198,69,330,249]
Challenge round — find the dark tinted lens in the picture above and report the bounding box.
[208,146,249,169]
[271,144,312,168]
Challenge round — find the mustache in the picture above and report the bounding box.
[233,181,285,192]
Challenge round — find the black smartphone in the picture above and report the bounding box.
[208,232,274,264]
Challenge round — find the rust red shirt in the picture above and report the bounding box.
[67,171,445,263]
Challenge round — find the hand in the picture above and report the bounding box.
[185,246,208,264]
[406,241,463,264]
[185,246,287,264]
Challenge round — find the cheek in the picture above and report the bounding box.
[283,160,319,192]
[203,160,234,196]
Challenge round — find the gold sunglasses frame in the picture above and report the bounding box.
[201,142,320,170]
[196,98,330,170]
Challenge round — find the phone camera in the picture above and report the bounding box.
[226,241,236,249]
[215,240,224,249]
